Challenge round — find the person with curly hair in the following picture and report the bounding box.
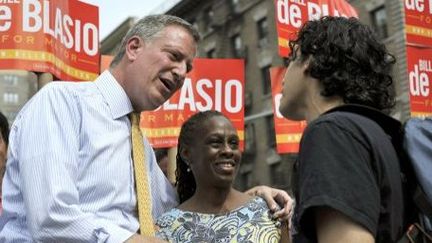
[1,14,292,242]
[155,111,290,242]
[279,16,405,243]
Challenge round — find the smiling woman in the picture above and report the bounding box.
[177,110,242,199]
[155,110,290,242]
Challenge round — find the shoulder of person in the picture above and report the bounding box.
[311,105,388,132]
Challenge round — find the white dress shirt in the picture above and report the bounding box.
[0,71,178,243]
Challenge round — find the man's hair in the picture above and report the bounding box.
[176,110,228,203]
[289,16,396,112]
[0,111,9,146]
[110,14,200,68]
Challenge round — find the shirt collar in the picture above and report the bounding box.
[94,70,133,119]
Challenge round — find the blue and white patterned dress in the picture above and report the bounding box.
[155,197,281,243]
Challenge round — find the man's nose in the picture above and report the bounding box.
[173,61,187,87]
[174,60,187,77]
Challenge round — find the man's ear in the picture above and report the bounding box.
[125,36,143,61]
[302,56,312,74]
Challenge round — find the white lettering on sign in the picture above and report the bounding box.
[410,63,430,97]
[430,0,432,14]
[308,2,330,20]
[277,0,302,28]
[157,78,243,113]
[419,59,432,72]
[276,0,354,26]
[405,0,425,12]
[22,0,98,56]
[0,6,12,31]
[0,0,20,3]
[274,93,283,118]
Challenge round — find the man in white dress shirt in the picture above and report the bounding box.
[0,14,292,243]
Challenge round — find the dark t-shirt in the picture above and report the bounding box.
[291,106,405,243]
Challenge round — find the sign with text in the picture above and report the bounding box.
[141,58,245,149]
[407,46,432,117]
[270,66,307,153]
[274,0,358,57]
[404,0,432,47]
[0,0,99,81]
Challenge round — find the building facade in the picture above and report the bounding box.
[0,71,50,124]
[100,0,408,192]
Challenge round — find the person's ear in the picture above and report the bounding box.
[302,56,312,74]
[125,36,143,61]
[180,147,191,165]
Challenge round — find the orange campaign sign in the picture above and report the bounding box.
[404,0,432,47]
[274,0,357,57]
[0,0,99,81]
[407,46,432,117]
[141,58,245,149]
[270,67,307,153]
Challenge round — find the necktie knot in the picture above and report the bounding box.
[130,112,140,127]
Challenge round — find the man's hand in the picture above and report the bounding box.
[125,234,168,243]
[246,185,294,222]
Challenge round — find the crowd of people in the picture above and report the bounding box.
[156,110,290,242]
[0,12,421,243]
[0,14,291,243]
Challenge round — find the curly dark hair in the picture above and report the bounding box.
[289,16,396,112]
[176,110,227,203]
[0,111,9,146]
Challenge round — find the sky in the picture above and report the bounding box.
[78,0,180,40]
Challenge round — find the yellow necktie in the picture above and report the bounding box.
[130,112,155,236]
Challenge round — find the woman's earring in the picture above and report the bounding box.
[184,159,191,172]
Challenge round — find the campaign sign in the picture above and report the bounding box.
[0,0,99,81]
[141,58,245,149]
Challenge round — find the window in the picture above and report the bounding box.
[261,65,271,94]
[189,18,199,33]
[207,48,216,58]
[371,6,388,39]
[244,123,256,154]
[257,17,269,47]
[244,90,253,112]
[3,75,18,86]
[230,0,240,14]
[231,34,243,58]
[203,7,214,32]
[3,92,19,104]
[266,115,276,148]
